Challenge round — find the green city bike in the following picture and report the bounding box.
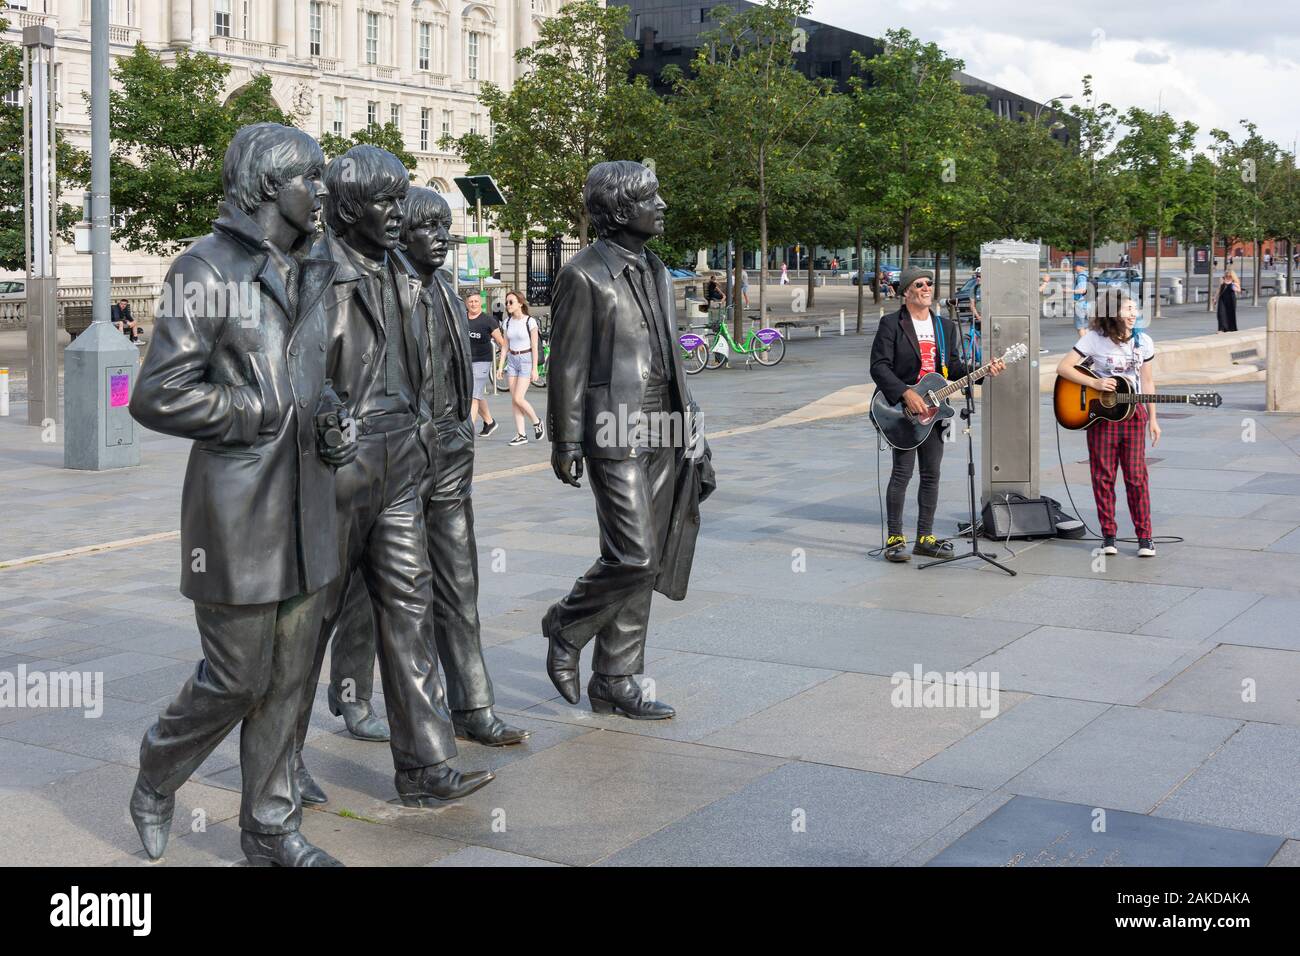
[679,308,786,372]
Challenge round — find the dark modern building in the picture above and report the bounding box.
[614,0,1072,147]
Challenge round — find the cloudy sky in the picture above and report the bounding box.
[810,0,1300,154]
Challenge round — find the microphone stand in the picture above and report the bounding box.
[919,297,1015,575]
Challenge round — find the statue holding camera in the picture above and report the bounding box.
[293,146,495,808]
[127,123,357,867]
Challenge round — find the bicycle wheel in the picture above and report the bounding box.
[751,333,786,366]
[682,342,708,375]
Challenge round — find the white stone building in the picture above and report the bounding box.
[3,0,560,286]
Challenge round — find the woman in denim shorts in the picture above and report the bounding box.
[496,290,543,446]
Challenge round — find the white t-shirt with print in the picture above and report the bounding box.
[1073,330,1155,389]
[911,314,937,380]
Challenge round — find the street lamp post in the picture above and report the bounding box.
[1034,93,1072,122]
[22,24,58,428]
[63,0,141,470]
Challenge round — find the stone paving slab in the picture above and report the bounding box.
[700,672,1027,775]
[928,795,1285,867]
[1142,644,1300,725]
[1153,723,1300,839]
[1002,705,1241,813]
[907,696,1109,791]
[601,762,985,866]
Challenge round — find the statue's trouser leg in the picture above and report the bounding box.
[547,442,677,677]
[326,573,377,705]
[424,413,494,711]
[140,588,326,834]
[297,427,458,769]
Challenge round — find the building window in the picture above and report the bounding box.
[2,88,20,108]
[366,12,379,65]
[470,112,479,136]
[467,31,479,80]
[309,2,322,56]
[367,100,378,129]
[242,0,251,38]
[390,104,400,128]
[441,109,451,138]
[418,22,431,70]
[332,96,345,135]
[420,108,430,151]
[214,0,232,37]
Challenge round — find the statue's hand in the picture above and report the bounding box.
[552,442,584,488]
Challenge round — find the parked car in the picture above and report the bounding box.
[950,275,979,322]
[0,279,24,302]
[851,263,900,289]
[1092,267,1142,293]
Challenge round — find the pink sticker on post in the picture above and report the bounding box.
[110,373,130,408]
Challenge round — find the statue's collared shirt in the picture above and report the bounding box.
[424,280,459,421]
[346,245,416,418]
[602,239,673,386]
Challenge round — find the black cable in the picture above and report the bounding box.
[1052,418,1184,545]
[867,429,888,558]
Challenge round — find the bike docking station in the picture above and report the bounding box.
[919,240,1042,575]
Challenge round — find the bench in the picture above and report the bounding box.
[63,305,93,340]
[774,317,829,338]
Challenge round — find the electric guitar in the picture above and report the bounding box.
[1053,367,1222,430]
[870,342,1029,451]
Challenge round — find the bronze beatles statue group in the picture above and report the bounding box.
[126,123,715,867]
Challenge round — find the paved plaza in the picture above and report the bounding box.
[2,312,1299,867]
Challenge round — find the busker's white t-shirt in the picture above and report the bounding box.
[1073,330,1154,389]
[911,314,937,379]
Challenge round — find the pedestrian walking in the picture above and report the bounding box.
[1215,269,1240,333]
[465,290,506,436]
[739,267,750,308]
[780,261,789,285]
[496,290,544,446]
[1072,261,1090,338]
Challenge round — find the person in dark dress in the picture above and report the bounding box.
[1216,270,1239,333]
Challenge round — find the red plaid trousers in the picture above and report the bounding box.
[1086,404,1153,538]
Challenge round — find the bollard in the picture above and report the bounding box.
[0,367,8,416]
[840,309,845,336]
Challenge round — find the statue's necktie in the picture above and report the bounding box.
[285,258,299,321]
[380,265,400,396]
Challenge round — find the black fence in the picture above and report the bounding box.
[526,237,583,306]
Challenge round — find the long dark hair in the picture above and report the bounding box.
[504,289,530,317]
[1093,288,1137,345]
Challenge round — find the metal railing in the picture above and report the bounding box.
[209,35,286,60]
[0,283,159,331]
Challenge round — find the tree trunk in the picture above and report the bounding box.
[759,209,768,326]
[577,213,589,246]
[1153,230,1162,320]
[933,250,941,300]
[872,242,882,304]
[1184,242,1191,304]
[1252,231,1261,307]
[901,208,911,266]
[732,244,743,341]
[1288,238,1294,297]
[855,224,864,333]
[806,242,815,310]
[513,237,521,293]
[1088,212,1096,279]
[1207,231,1216,311]
[948,233,958,305]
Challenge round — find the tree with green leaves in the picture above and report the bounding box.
[1263,149,1300,296]
[0,11,90,272]
[1113,107,1196,319]
[847,29,988,268]
[1235,122,1285,307]
[105,46,296,256]
[664,0,841,327]
[320,122,416,171]
[1056,76,1124,273]
[442,0,662,246]
[1171,128,1250,310]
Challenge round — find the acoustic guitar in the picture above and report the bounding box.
[870,342,1028,451]
[1053,366,1221,430]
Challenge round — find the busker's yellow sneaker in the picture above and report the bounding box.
[885,534,911,563]
[912,534,954,558]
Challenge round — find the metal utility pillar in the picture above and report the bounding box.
[63,0,141,470]
[22,24,59,427]
[980,240,1041,505]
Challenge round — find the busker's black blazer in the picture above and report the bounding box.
[869,306,969,407]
